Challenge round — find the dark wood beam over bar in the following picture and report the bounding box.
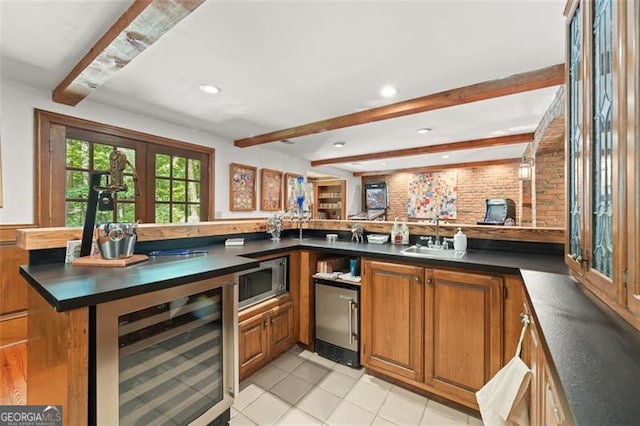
[352,158,520,177]
[235,64,564,148]
[52,0,205,106]
[311,132,533,167]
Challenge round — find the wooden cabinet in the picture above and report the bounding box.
[314,179,346,220]
[625,1,640,321]
[238,312,269,375]
[527,315,544,426]
[542,364,566,426]
[268,300,295,355]
[239,299,294,380]
[362,260,424,381]
[565,0,640,330]
[362,259,503,409]
[524,305,568,426]
[424,268,503,405]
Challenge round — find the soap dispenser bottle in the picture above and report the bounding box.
[401,220,409,245]
[453,228,467,253]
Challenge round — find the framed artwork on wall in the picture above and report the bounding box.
[260,168,283,211]
[229,163,257,211]
[407,170,458,219]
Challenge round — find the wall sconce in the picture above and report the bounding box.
[518,161,533,180]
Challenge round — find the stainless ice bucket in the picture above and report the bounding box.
[97,223,137,259]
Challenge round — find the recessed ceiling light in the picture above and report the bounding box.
[441,154,451,159]
[333,141,346,148]
[417,128,432,135]
[380,161,388,165]
[379,85,398,98]
[199,84,221,94]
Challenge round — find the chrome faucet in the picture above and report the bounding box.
[417,236,432,247]
[434,215,440,246]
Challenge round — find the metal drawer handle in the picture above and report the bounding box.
[349,300,358,344]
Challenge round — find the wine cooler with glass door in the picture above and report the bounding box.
[94,274,238,425]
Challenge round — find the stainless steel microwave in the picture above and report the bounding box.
[238,256,288,309]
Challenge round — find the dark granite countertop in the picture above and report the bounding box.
[181,237,568,275]
[20,254,260,312]
[20,238,566,312]
[21,236,566,312]
[521,270,640,426]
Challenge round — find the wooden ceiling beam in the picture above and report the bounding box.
[234,63,564,148]
[352,158,520,177]
[310,132,533,167]
[52,0,205,106]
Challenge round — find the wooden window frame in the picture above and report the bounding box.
[146,143,211,224]
[35,109,215,227]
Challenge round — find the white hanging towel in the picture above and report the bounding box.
[476,316,531,426]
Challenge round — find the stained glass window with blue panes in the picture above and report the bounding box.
[568,4,582,260]
[591,0,613,278]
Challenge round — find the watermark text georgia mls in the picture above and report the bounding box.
[0,405,62,426]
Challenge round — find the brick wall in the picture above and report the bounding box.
[362,163,521,224]
[535,138,565,227]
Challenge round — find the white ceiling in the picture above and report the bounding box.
[0,0,566,174]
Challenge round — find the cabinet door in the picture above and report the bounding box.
[565,0,585,275]
[362,260,424,381]
[566,0,629,308]
[583,0,621,300]
[626,0,640,317]
[239,312,269,379]
[269,300,294,357]
[424,269,503,404]
[528,317,545,426]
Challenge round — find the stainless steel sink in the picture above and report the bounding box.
[401,245,465,259]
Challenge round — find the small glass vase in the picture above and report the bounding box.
[270,229,281,241]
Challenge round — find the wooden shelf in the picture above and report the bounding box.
[313,180,346,220]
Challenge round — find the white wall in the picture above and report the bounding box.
[0,79,360,225]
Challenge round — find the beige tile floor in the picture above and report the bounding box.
[231,346,484,426]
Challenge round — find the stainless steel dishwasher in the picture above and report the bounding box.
[314,278,360,368]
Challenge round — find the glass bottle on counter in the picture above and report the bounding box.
[391,218,400,244]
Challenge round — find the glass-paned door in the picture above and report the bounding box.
[95,276,236,425]
[64,128,139,227]
[117,287,224,424]
[568,3,583,265]
[590,0,614,278]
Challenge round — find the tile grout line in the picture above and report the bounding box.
[234,347,474,426]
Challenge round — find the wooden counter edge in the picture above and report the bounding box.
[15,220,565,250]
